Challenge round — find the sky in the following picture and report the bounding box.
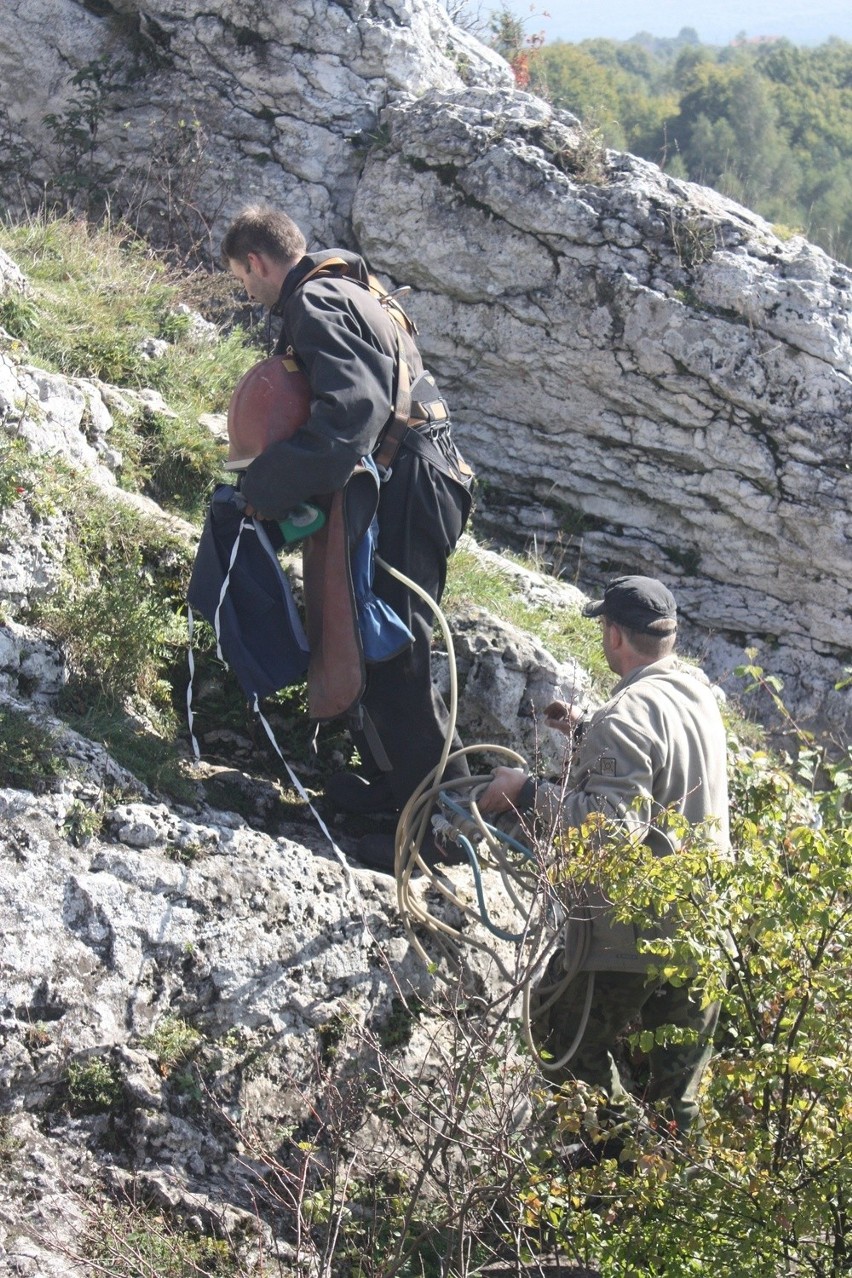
[516,0,852,47]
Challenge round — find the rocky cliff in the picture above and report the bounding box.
[1,0,849,732]
[0,225,597,1271]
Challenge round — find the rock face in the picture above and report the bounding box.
[0,755,532,1272]
[353,88,852,731]
[0,0,509,247]
[1,1,849,731]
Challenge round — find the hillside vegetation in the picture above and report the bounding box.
[2,215,852,1274]
[493,16,852,266]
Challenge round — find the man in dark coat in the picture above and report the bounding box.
[221,206,472,872]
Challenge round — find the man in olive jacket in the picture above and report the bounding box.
[222,207,472,872]
[480,575,729,1137]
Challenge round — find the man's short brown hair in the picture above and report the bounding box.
[607,618,677,659]
[221,206,306,268]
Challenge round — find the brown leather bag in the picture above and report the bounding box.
[301,480,366,723]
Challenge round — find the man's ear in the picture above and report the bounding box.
[246,250,267,276]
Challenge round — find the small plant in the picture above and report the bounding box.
[24,1021,53,1050]
[171,1068,203,1105]
[0,1116,24,1163]
[167,837,205,864]
[66,1055,124,1115]
[63,798,104,846]
[41,57,123,215]
[489,3,547,89]
[142,1016,202,1077]
[317,1009,355,1066]
[667,209,718,268]
[555,122,609,184]
[375,995,423,1052]
[82,1195,239,1277]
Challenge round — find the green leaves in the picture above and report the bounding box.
[525,33,852,266]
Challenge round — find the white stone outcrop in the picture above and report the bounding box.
[0,0,510,245]
[353,89,852,731]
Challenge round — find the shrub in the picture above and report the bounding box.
[83,1198,239,1277]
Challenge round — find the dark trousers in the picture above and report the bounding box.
[531,968,720,1133]
[352,445,471,808]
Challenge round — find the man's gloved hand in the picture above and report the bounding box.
[231,488,256,517]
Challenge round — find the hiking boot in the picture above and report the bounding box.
[353,831,467,876]
[324,771,399,815]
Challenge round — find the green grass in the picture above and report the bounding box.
[0,214,256,519]
[0,704,67,793]
[443,545,613,688]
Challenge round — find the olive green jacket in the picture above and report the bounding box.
[531,656,730,971]
[534,655,729,855]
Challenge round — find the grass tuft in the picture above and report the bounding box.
[0,705,67,793]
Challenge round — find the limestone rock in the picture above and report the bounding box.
[353,89,852,735]
[0,248,27,296]
[0,0,511,246]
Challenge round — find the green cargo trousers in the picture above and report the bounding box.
[530,968,719,1133]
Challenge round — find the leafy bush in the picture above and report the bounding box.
[507,679,852,1275]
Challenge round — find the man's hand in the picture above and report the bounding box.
[232,490,260,519]
[478,766,529,815]
[543,699,584,737]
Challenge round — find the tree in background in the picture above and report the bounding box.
[506,16,852,266]
[489,3,549,88]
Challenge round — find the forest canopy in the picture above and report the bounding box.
[490,15,852,266]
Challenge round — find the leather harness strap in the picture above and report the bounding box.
[373,327,413,471]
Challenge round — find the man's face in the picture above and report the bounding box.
[228,252,286,309]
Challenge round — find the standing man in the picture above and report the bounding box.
[221,206,473,873]
[479,575,729,1137]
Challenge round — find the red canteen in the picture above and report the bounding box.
[226,355,311,466]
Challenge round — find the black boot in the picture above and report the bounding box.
[353,830,467,876]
